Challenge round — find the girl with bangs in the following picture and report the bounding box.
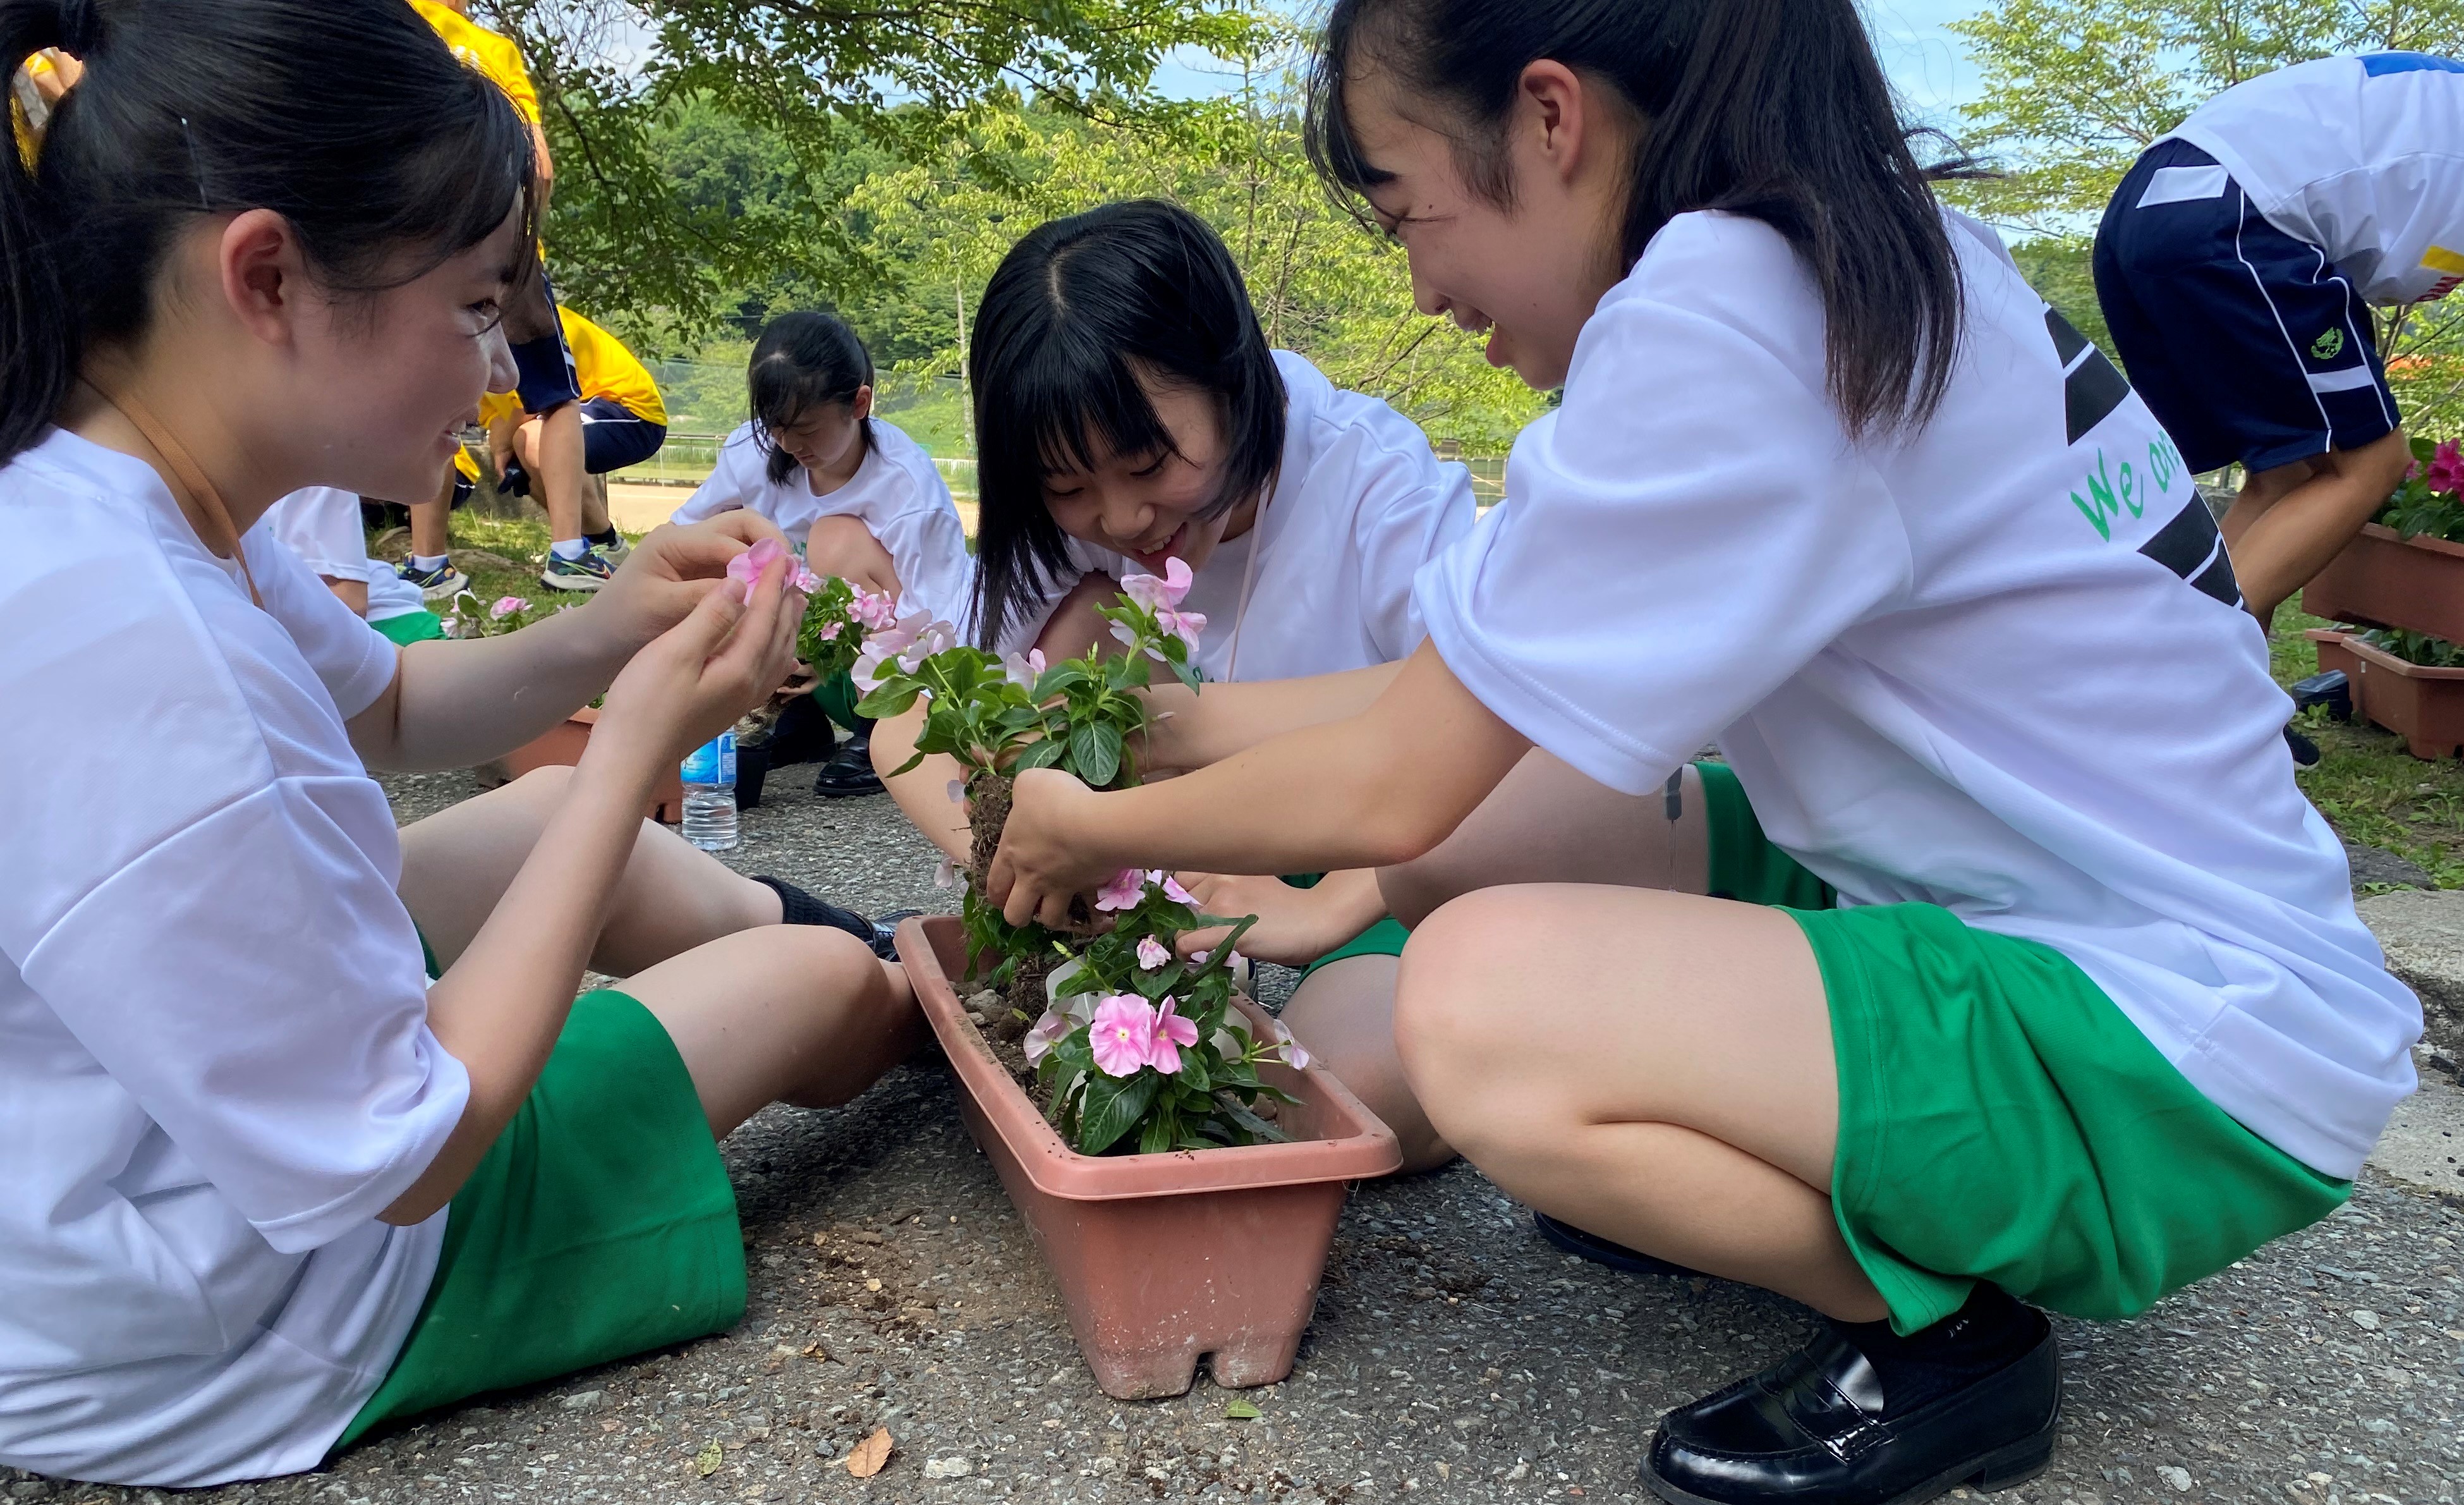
[873,198,1479,1167]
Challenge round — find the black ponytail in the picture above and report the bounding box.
[0,0,535,463]
[1306,0,1967,439]
[747,310,877,487]
[967,199,1287,651]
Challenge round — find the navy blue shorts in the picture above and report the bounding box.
[2094,138,2398,476]
[578,396,667,474]
[509,272,584,417]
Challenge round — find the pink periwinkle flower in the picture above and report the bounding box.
[1136,935,1170,971]
[1094,868,1148,912]
[849,587,899,632]
[1269,1018,1313,1072]
[816,619,844,642]
[1088,994,1156,1077]
[1156,607,1207,654]
[1159,873,1196,905]
[946,779,965,805]
[1003,649,1048,690]
[2429,439,2464,495]
[787,560,822,595]
[933,855,958,891]
[894,615,956,673]
[1122,558,1195,611]
[725,537,789,604]
[489,595,529,620]
[1145,996,1199,1075]
[1023,1009,1073,1069]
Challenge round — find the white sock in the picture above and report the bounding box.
[411,553,449,573]
[550,538,589,561]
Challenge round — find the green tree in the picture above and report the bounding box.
[473,0,1264,337]
[1946,0,2464,431]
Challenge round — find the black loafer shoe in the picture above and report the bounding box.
[869,909,922,961]
[1534,1211,1710,1281]
[1640,1324,2059,1505]
[813,731,883,798]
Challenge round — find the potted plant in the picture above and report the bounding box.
[2309,626,2464,759]
[858,566,1401,1398]
[2303,437,2464,643]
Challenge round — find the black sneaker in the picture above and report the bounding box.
[1641,1306,2058,1505]
[398,559,470,600]
[540,547,617,592]
[2285,725,2322,766]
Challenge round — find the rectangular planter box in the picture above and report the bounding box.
[898,915,1400,1400]
[2310,628,2464,760]
[475,706,684,823]
[2303,524,2464,643]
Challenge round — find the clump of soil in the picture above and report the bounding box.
[962,987,1053,1112]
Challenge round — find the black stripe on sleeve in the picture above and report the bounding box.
[2139,497,2244,609]
[2045,307,2089,367]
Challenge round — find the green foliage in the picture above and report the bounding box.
[2375,436,2464,542]
[794,575,893,683]
[2357,627,2464,666]
[1943,0,2464,432]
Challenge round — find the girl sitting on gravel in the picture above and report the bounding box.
[672,312,974,798]
[0,0,921,1485]
[870,198,1479,1167]
[979,1,2421,1502]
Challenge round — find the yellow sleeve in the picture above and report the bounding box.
[477,391,524,429]
[560,310,667,425]
[406,0,542,125]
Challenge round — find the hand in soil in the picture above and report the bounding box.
[985,767,1119,929]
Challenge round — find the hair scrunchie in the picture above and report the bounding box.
[56,0,102,56]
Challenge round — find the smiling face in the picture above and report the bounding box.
[279,207,525,504]
[1341,61,1635,391]
[767,386,875,491]
[1040,377,1248,576]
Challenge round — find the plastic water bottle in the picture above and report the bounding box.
[680,732,739,851]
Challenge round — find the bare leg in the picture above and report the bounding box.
[399,765,782,977]
[1276,954,1452,1172]
[1397,882,1886,1320]
[621,927,927,1137]
[583,473,613,538]
[532,403,589,544]
[1381,752,1706,928]
[2223,428,2413,625]
[408,466,456,559]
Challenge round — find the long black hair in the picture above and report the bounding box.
[0,0,536,465]
[748,310,876,487]
[968,199,1286,650]
[1306,0,1965,438]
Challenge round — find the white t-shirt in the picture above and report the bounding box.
[670,417,972,628]
[0,432,463,1485]
[1416,208,2419,1181]
[264,487,426,624]
[2165,52,2464,305]
[1004,350,1477,682]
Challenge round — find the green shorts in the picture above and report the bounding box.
[1292,760,1819,980]
[1699,763,2348,1332]
[372,609,447,646]
[812,669,865,733]
[330,989,744,1453]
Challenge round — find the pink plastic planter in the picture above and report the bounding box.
[898,915,1400,1399]
[2304,524,2464,644]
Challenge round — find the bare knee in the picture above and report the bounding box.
[504,762,574,810]
[1392,891,1562,1162]
[1378,849,1462,930]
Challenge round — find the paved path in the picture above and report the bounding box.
[11,776,2464,1505]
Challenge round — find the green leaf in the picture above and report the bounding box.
[854,685,922,719]
[1217,1097,1289,1143]
[1223,1399,1261,1421]
[1075,1070,1160,1155]
[1174,1054,1212,1093]
[1138,1108,1177,1155]
[1087,722,1129,786]
[1016,736,1069,771]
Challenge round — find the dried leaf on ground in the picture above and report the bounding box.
[694,1441,722,1477]
[843,1426,894,1478]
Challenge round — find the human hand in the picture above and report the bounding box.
[1172,870,1385,968]
[804,515,903,601]
[588,513,793,654]
[588,540,804,772]
[986,767,1122,929]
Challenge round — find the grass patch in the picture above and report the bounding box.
[2274,594,2464,888]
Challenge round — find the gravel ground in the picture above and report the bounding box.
[11,774,2464,1505]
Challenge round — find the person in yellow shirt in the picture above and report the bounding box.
[398,0,607,592]
[489,309,669,573]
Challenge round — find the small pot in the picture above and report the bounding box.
[476,706,686,822]
[2303,524,2464,643]
[2309,629,2464,759]
[736,740,770,810]
[897,915,1400,1399]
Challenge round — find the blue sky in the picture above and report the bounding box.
[1153,0,1989,130]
